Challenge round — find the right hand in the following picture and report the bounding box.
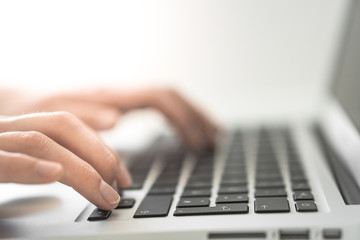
[0,111,132,210]
[1,88,218,149]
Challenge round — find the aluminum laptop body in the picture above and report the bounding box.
[1,1,360,239]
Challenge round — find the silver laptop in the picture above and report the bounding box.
[1,1,360,239]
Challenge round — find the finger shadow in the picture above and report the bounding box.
[0,196,61,218]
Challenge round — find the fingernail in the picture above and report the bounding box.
[35,161,63,179]
[100,180,120,205]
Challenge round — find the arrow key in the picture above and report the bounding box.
[293,191,314,201]
[254,197,290,213]
[295,201,318,212]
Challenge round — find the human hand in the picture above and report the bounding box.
[0,112,132,210]
[5,88,218,149]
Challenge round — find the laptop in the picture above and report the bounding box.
[1,1,360,239]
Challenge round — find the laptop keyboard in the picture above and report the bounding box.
[88,127,318,221]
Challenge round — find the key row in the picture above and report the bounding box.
[88,195,318,221]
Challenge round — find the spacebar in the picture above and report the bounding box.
[134,195,173,218]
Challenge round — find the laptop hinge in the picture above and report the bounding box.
[313,124,360,205]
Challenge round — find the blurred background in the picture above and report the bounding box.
[0,0,350,125]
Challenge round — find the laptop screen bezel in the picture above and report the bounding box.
[320,0,360,189]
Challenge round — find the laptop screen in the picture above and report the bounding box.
[334,1,360,132]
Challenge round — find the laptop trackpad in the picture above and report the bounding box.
[0,182,88,221]
[0,196,61,218]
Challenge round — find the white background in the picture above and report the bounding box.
[0,0,350,124]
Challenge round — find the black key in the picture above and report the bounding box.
[254,197,290,213]
[156,176,179,183]
[88,208,112,221]
[222,175,247,182]
[255,181,285,189]
[116,198,135,209]
[134,195,173,218]
[185,181,212,189]
[152,181,177,187]
[292,182,311,191]
[223,165,246,171]
[188,175,212,182]
[177,198,210,207]
[216,194,248,203]
[193,165,213,171]
[255,188,287,197]
[130,174,146,181]
[293,191,314,201]
[184,186,211,192]
[289,163,303,171]
[220,179,247,186]
[218,186,248,194]
[126,182,143,190]
[323,229,342,239]
[129,169,148,175]
[174,203,248,216]
[256,177,283,182]
[182,189,211,197]
[290,174,307,182]
[163,163,183,170]
[159,171,180,177]
[289,169,305,176]
[193,164,213,170]
[295,201,318,212]
[222,169,246,175]
[256,173,282,180]
[130,166,150,173]
[223,172,247,178]
[256,166,280,172]
[148,186,176,195]
[256,169,281,176]
[225,162,246,168]
[190,172,213,179]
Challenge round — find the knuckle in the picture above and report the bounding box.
[52,111,77,123]
[51,111,81,129]
[80,161,98,179]
[102,153,117,178]
[20,131,49,150]
[70,161,100,190]
[105,153,117,167]
[94,151,117,183]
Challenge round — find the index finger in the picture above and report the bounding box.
[0,112,132,187]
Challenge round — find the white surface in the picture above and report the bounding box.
[0,0,349,124]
